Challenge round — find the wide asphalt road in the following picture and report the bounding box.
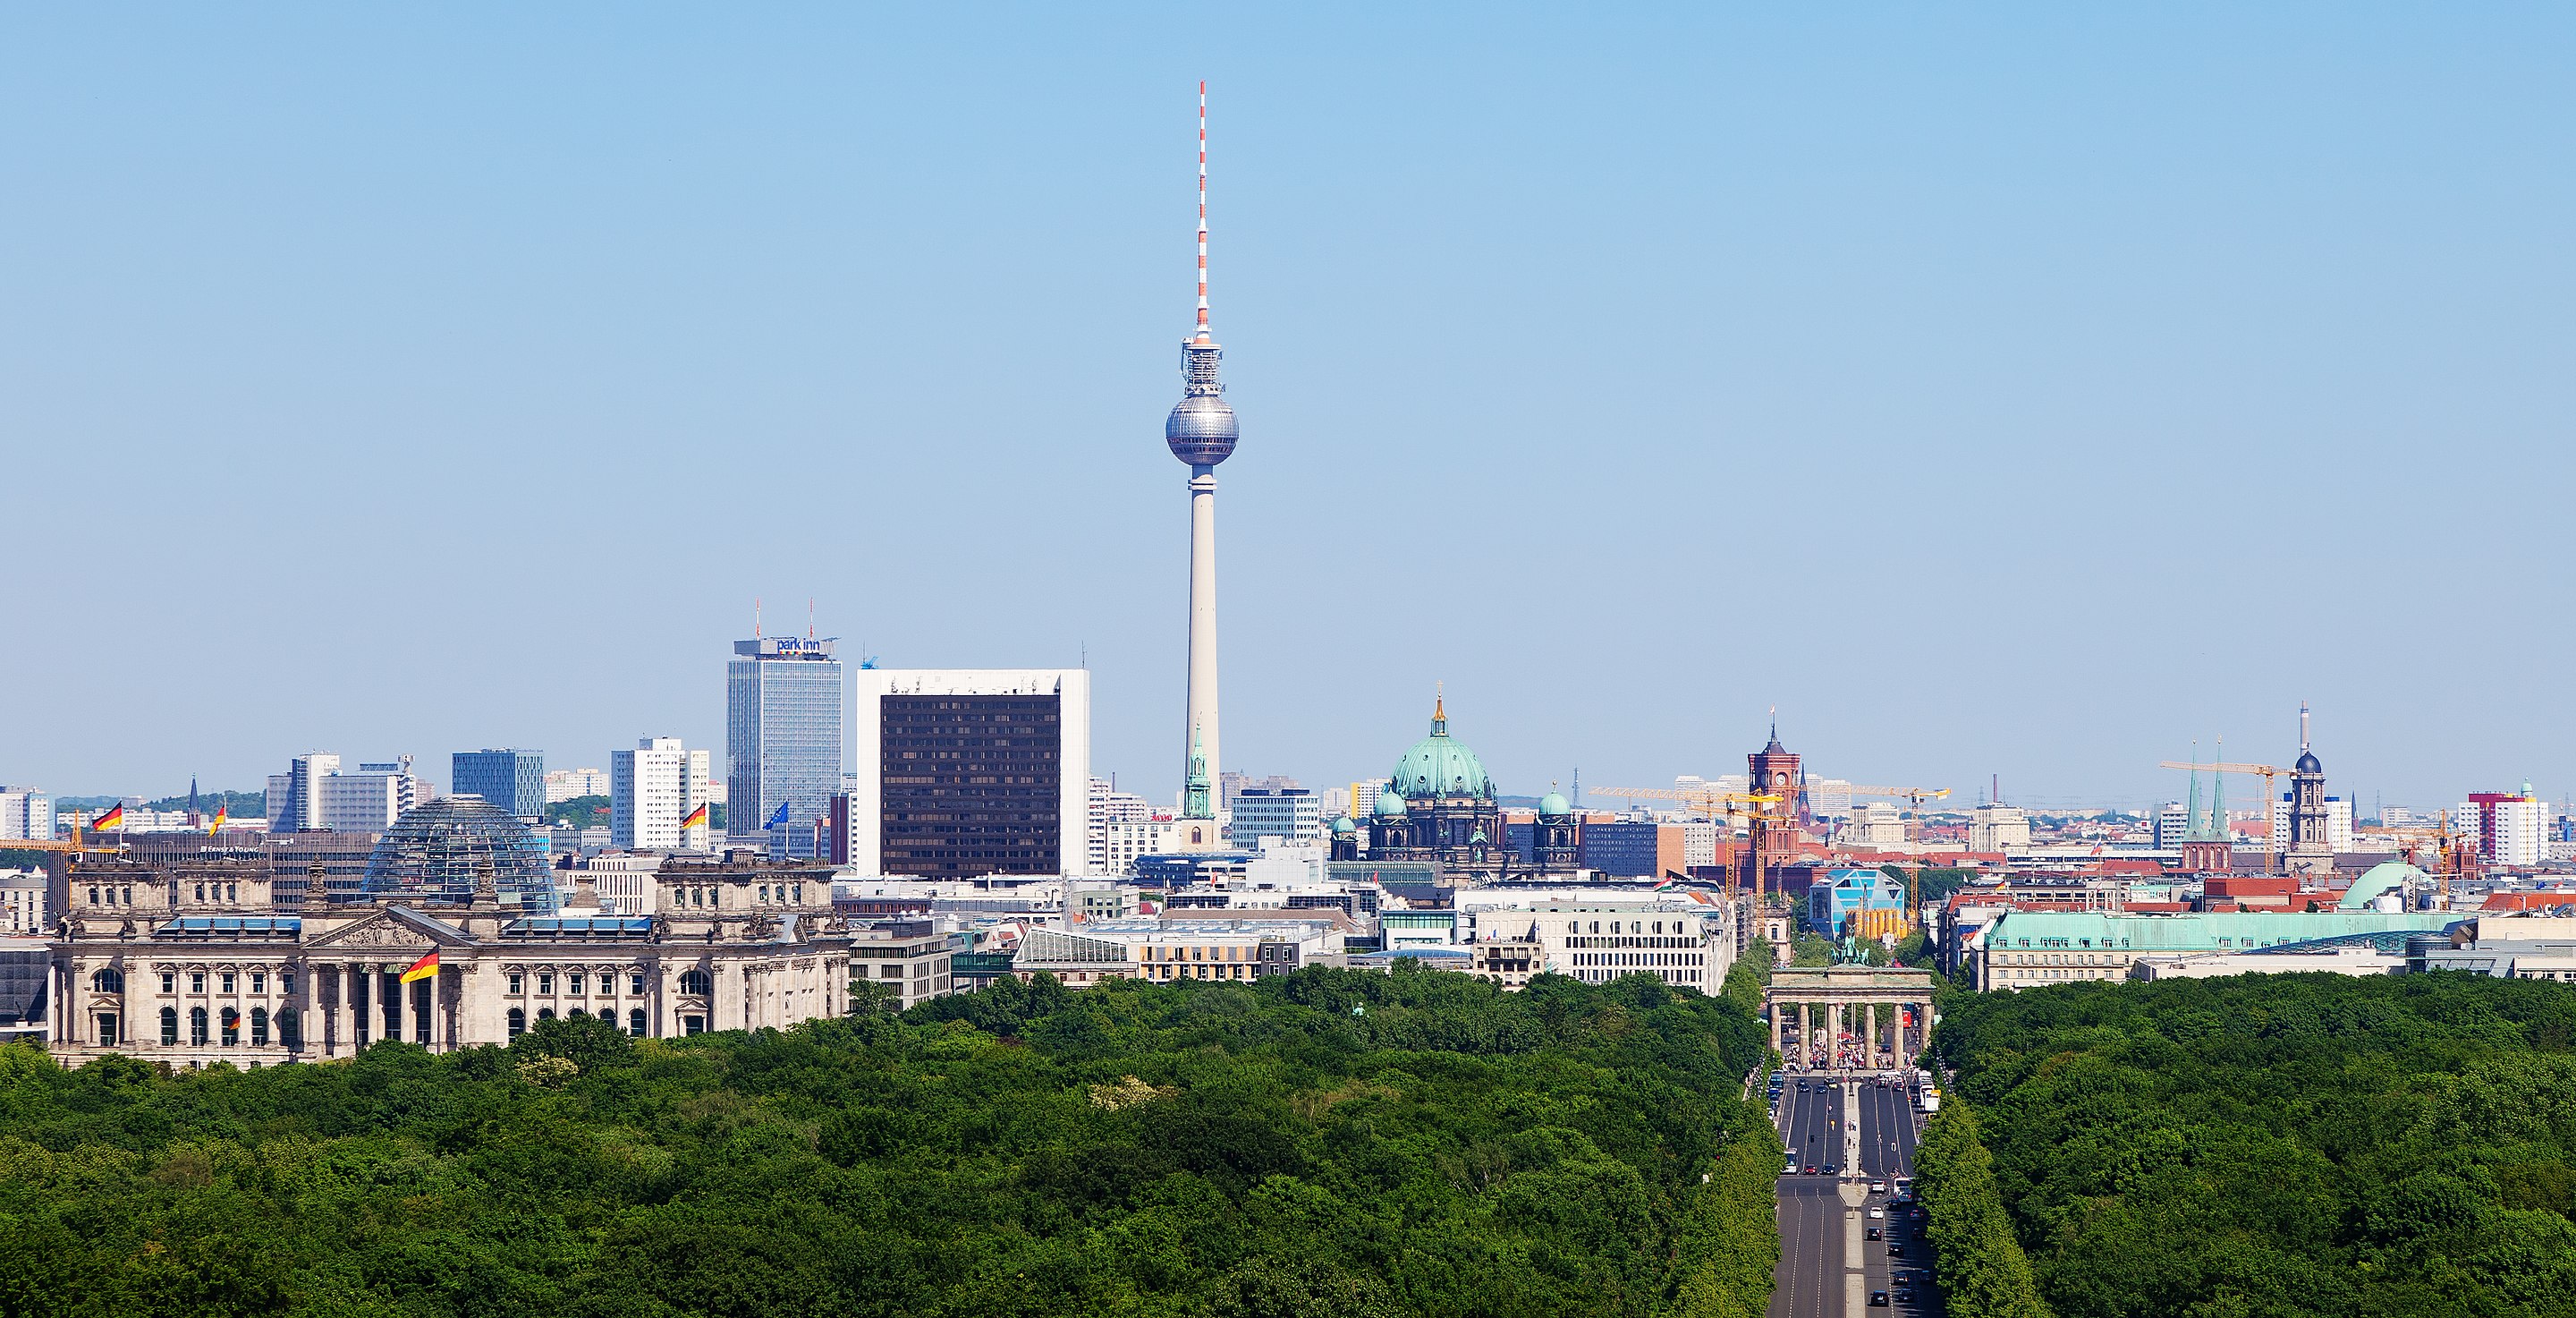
[1766,1074,1944,1318]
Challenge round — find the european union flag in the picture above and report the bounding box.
[764,801,791,829]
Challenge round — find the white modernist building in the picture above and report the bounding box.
[1969,804,2032,854]
[612,736,709,852]
[2459,794,2546,868]
[848,668,1091,879]
[545,769,612,803]
[1843,803,1905,848]
[1084,778,1153,875]
[318,767,431,834]
[1,870,44,934]
[0,789,54,842]
[1226,787,1322,847]
[1455,894,1738,995]
[265,755,430,834]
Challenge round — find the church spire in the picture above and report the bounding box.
[1431,682,1448,736]
[1182,723,1214,820]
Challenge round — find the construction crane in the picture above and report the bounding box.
[2400,810,2475,906]
[1587,785,1781,816]
[1840,786,1953,808]
[1585,787,1785,901]
[0,831,114,864]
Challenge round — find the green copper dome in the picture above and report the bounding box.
[1538,790,1571,817]
[1373,790,1407,819]
[1389,695,1495,802]
[1332,815,1358,835]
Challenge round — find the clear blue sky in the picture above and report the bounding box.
[4,6,2569,814]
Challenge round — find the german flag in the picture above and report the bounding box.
[89,804,125,832]
[398,949,439,984]
[208,806,228,836]
[679,803,708,831]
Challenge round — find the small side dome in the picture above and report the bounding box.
[1538,790,1571,817]
[2295,751,2323,774]
[1332,815,1357,835]
[1373,791,1408,819]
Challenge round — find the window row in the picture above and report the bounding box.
[155,1005,302,1048]
[1564,920,1696,937]
[507,970,667,996]
[506,1007,704,1038]
[93,969,298,997]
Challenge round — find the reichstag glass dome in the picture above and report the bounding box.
[360,796,559,913]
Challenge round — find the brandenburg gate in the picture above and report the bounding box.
[1765,964,1936,1069]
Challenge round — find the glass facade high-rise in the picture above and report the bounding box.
[452,749,546,821]
[726,637,844,856]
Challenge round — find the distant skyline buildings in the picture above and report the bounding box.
[260,753,431,835]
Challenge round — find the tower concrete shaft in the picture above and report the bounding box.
[1184,467,1221,805]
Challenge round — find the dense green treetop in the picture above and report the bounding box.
[0,965,1770,1318]
[542,795,611,829]
[1936,973,2576,1318]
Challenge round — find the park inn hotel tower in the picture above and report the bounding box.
[725,635,844,856]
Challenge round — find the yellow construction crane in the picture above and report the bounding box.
[0,831,113,864]
[1586,786,1781,814]
[1584,787,1786,901]
[1840,786,1953,807]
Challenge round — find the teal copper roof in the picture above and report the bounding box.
[1389,695,1494,802]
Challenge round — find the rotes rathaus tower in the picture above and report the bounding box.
[1165,81,1237,812]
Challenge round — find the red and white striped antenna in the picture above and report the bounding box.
[1194,79,1211,344]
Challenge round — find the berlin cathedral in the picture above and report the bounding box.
[1329,695,1580,880]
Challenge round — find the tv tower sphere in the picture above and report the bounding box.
[1165,376,1238,466]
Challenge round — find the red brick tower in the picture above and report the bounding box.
[1747,712,1802,912]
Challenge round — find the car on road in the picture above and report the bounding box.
[1802,1165,1818,1176]
[1868,1206,1885,1218]
[1823,1163,1839,1175]
[1785,1157,1801,1174]
[1894,1288,1914,1303]
[1866,1227,1883,1241]
[1871,1181,1887,1194]
[1869,1291,1889,1307]
[1888,1243,1905,1256]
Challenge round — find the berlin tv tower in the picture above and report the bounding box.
[1165,80,1238,804]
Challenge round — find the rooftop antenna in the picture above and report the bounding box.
[1195,79,1210,344]
[2300,701,2310,755]
[808,598,816,641]
[754,597,763,640]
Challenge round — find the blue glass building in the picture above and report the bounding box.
[452,748,546,820]
[727,637,844,857]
